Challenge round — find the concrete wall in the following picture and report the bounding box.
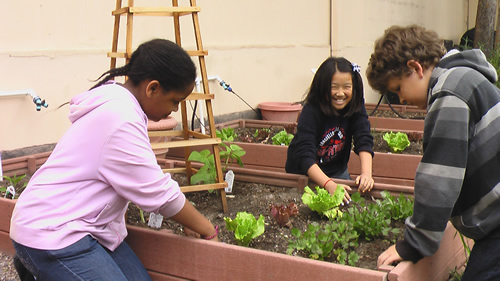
[0,0,477,151]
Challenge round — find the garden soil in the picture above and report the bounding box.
[127,174,405,270]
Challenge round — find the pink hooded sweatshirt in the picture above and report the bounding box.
[10,83,186,251]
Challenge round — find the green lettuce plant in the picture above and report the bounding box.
[224,211,265,246]
[216,128,237,142]
[383,131,410,153]
[271,130,294,146]
[301,185,344,220]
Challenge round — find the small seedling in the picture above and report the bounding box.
[0,174,28,199]
[270,202,299,227]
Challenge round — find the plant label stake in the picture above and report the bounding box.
[225,170,234,193]
[4,186,15,199]
[148,213,164,229]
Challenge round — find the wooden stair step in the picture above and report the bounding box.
[151,138,221,149]
[112,6,201,16]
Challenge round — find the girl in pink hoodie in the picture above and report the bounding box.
[10,39,218,280]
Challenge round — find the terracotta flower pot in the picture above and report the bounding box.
[147,116,178,158]
[258,102,302,122]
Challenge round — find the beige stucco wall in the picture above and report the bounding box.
[0,0,477,151]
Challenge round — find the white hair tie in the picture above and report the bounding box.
[352,63,361,73]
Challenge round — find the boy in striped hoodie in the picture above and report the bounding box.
[366,25,500,281]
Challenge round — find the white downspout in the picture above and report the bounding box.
[0,89,37,98]
[0,89,48,111]
[194,75,224,134]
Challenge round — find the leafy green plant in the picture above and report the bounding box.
[188,149,216,184]
[270,202,299,227]
[0,174,28,199]
[289,191,414,265]
[287,221,359,264]
[342,193,395,240]
[271,130,294,146]
[379,190,413,221]
[301,186,344,220]
[219,143,246,168]
[188,143,246,185]
[216,128,237,142]
[383,131,410,153]
[224,211,265,246]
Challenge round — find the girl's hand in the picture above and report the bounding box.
[184,226,220,242]
[183,227,200,238]
[356,174,374,193]
[325,181,352,203]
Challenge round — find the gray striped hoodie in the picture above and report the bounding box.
[397,49,500,262]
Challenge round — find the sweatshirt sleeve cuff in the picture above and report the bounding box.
[396,240,424,263]
[299,159,317,175]
[158,192,186,218]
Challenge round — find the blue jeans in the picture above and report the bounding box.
[461,234,500,281]
[329,169,351,180]
[12,235,152,281]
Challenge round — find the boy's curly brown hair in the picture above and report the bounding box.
[366,25,447,95]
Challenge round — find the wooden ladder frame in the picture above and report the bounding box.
[108,0,228,213]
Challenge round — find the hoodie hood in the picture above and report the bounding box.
[68,83,143,124]
[430,49,498,87]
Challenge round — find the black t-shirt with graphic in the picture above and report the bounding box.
[285,102,373,178]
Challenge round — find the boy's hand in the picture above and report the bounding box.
[356,174,374,192]
[377,245,403,268]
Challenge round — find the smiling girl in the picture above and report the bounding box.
[285,57,374,202]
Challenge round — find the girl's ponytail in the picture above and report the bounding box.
[90,64,131,90]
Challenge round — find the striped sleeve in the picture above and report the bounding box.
[401,94,468,259]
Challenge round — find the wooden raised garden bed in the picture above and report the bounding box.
[366,103,426,133]
[167,119,422,187]
[1,153,469,281]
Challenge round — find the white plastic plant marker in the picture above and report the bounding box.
[5,185,15,199]
[225,170,235,193]
[148,213,164,228]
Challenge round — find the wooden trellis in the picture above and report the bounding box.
[108,0,228,213]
